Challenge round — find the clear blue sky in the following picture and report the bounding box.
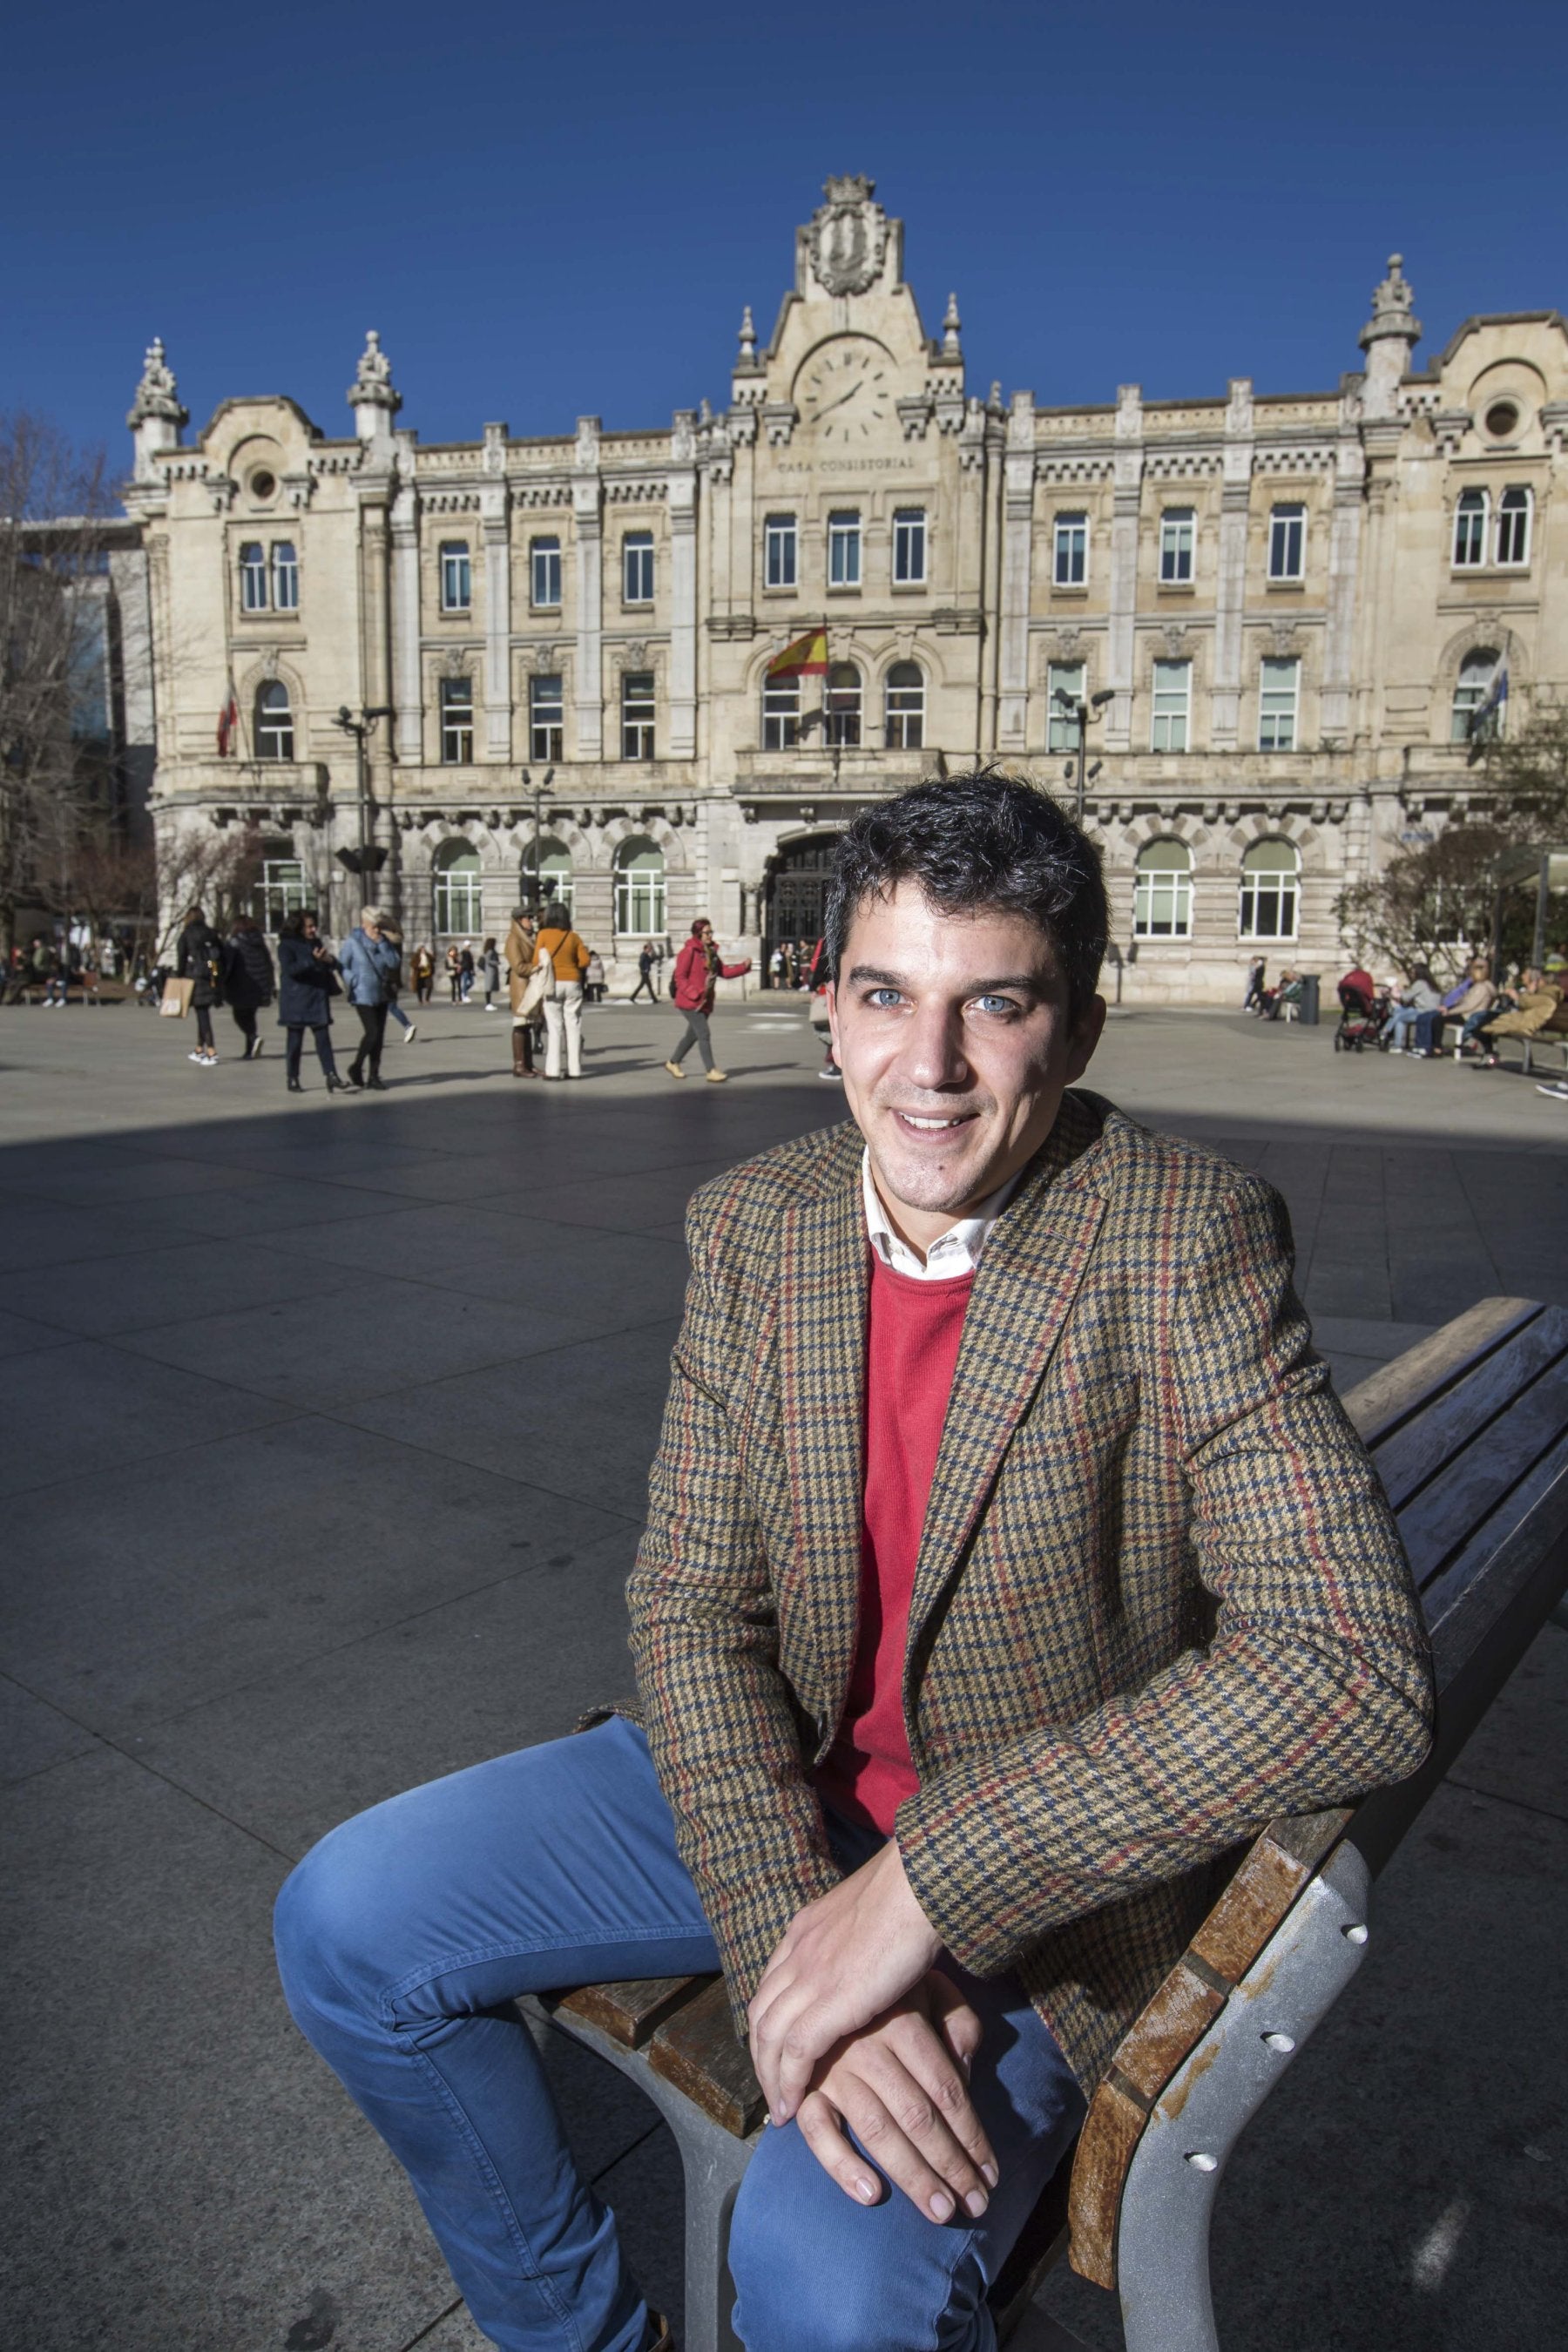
[5,0,1566,470]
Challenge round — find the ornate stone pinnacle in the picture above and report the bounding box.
[737,306,757,362]
[1360,253,1422,352]
[942,292,962,359]
[348,328,401,414]
[127,336,187,429]
[822,173,875,207]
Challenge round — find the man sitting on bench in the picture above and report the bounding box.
[275,771,1435,2352]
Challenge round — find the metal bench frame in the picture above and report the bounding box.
[528,1296,1568,2352]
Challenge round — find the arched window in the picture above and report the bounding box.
[883,661,924,750]
[239,542,267,612]
[1496,486,1532,567]
[1132,840,1193,939]
[254,680,294,760]
[525,837,574,919]
[271,542,299,612]
[432,841,483,934]
[762,671,800,750]
[1238,840,1299,941]
[825,662,862,748]
[1451,648,1503,743]
[1453,489,1488,568]
[614,837,666,936]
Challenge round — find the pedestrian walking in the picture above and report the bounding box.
[338,906,401,1090]
[479,936,502,1010]
[458,942,476,1003]
[411,943,436,1006]
[277,911,353,1092]
[380,922,417,1044]
[807,934,841,1081]
[177,905,226,1064]
[584,948,606,1005]
[445,943,462,1003]
[535,901,591,1079]
[768,943,787,990]
[224,915,276,1058]
[628,940,658,1005]
[503,907,542,1078]
[1243,955,1267,1014]
[664,916,752,1083]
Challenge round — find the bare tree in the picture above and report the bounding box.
[152,825,265,964]
[0,410,118,959]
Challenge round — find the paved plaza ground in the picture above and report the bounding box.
[1,991,1565,2352]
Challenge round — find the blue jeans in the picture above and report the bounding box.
[274,1717,1083,2352]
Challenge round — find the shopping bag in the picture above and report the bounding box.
[159,977,195,1017]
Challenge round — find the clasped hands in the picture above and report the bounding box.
[746,1839,997,2223]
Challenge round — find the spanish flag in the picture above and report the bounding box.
[766,628,828,679]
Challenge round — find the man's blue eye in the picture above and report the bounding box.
[976,995,1017,1016]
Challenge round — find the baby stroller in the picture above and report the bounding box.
[1333,982,1387,1051]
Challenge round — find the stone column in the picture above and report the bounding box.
[389,476,422,763]
[668,412,699,759]
[1321,388,1366,745]
[1211,380,1253,749]
[997,391,1035,750]
[1105,385,1144,751]
[482,509,511,760]
[572,417,604,761]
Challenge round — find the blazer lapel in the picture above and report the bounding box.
[778,1132,868,1738]
[905,1096,1111,1700]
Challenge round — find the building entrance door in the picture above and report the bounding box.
[763,835,839,983]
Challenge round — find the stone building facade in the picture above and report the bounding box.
[123,179,1568,997]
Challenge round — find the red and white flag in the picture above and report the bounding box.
[217,679,239,756]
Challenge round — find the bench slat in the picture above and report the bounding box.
[1342,1297,1541,1449]
[552,1975,711,2050]
[1372,1312,1568,1513]
[648,1977,766,2137]
[1396,1354,1568,1591]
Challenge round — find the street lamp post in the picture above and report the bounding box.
[333,706,394,916]
[1053,687,1115,824]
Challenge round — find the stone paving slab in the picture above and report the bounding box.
[1,997,1564,2351]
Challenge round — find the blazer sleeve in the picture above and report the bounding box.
[896,1172,1435,1979]
[627,1197,841,2017]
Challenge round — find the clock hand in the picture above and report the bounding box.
[813,379,865,421]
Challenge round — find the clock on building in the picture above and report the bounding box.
[799,341,892,442]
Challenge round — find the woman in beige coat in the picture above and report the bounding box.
[502,909,541,1078]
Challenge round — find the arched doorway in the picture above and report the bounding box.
[763,834,840,976]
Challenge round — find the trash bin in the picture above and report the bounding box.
[1296,972,1321,1026]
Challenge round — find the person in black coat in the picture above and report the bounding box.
[225,916,277,1059]
[276,910,353,1094]
[176,908,226,1064]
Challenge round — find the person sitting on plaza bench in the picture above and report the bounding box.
[1380,963,1444,1054]
[1441,958,1495,1058]
[274,770,1433,2352]
[1472,967,1564,1067]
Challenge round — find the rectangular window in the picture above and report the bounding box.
[440,676,474,765]
[622,531,655,605]
[764,514,797,589]
[258,858,307,931]
[530,673,564,763]
[1151,659,1192,752]
[621,671,655,760]
[892,508,927,585]
[1047,662,1085,754]
[1497,486,1531,567]
[828,510,862,588]
[1258,658,1301,751]
[271,542,299,612]
[1159,509,1195,585]
[440,542,471,612]
[239,542,267,612]
[1053,513,1088,586]
[762,676,800,750]
[1452,493,1487,569]
[531,537,562,608]
[1267,504,1305,581]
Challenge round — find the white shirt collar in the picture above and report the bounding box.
[861,1148,1022,1281]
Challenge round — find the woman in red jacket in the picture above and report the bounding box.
[663,916,751,1083]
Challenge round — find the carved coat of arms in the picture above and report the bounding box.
[809,175,887,297]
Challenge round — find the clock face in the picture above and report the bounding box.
[799,341,892,442]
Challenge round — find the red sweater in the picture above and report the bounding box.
[814,1253,975,1834]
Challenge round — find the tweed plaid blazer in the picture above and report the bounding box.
[626,1091,1433,2091]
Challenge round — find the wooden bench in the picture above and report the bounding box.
[524,1295,1568,2352]
[2,977,138,1007]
